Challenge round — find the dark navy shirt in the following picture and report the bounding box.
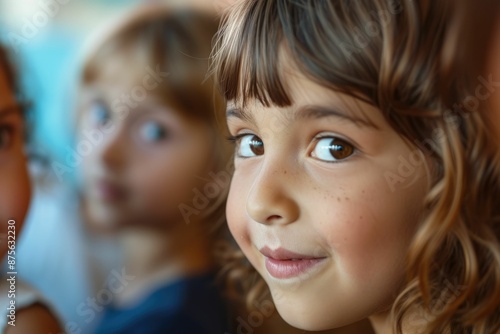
[93,272,228,334]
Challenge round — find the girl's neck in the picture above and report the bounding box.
[369,311,393,334]
[115,223,215,306]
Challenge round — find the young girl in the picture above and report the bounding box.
[211,0,500,333]
[0,45,61,333]
[77,6,233,334]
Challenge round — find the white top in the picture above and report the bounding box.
[0,279,49,333]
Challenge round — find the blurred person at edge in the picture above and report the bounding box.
[0,44,61,333]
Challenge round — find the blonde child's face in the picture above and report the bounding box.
[80,84,214,230]
[226,70,430,330]
[0,68,31,257]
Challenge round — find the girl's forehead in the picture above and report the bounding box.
[228,72,382,130]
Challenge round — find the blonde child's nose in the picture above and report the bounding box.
[99,129,127,169]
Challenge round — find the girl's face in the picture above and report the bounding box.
[0,67,31,257]
[226,71,429,330]
[80,84,214,230]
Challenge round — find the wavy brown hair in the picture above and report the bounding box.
[211,0,500,332]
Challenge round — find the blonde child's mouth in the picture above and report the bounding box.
[94,178,128,203]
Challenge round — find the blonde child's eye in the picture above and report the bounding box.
[234,134,264,158]
[139,121,169,143]
[89,101,111,126]
[311,137,354,162]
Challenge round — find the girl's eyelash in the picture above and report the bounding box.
[313,134,358,150]
[226,134,357,150]
[225,135,237,143]
[226,133,252,144]
[310,134,359,164]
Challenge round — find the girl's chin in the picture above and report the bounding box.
[270,293,355,331]
[276,308,347,332]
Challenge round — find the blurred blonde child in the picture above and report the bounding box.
[77,6,232,334]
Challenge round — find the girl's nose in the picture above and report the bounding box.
[246,161,300,226]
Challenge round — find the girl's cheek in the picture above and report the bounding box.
[226,181,245,240]
[226,172,253,250]
[226,187,264,272]
[312,196,382,275]
[310,177,412,281]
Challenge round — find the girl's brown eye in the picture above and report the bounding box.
[237,134,264,157]
[312,137,354,162]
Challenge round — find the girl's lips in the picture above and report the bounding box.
[260,246,327,279]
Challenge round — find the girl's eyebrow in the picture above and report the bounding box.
[227,105,380,130]
[296,105,380,130]
[226,107,256,126]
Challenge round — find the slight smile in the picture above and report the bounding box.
[260,246,328,280]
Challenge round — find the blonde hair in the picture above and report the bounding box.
[211,0,500,332]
